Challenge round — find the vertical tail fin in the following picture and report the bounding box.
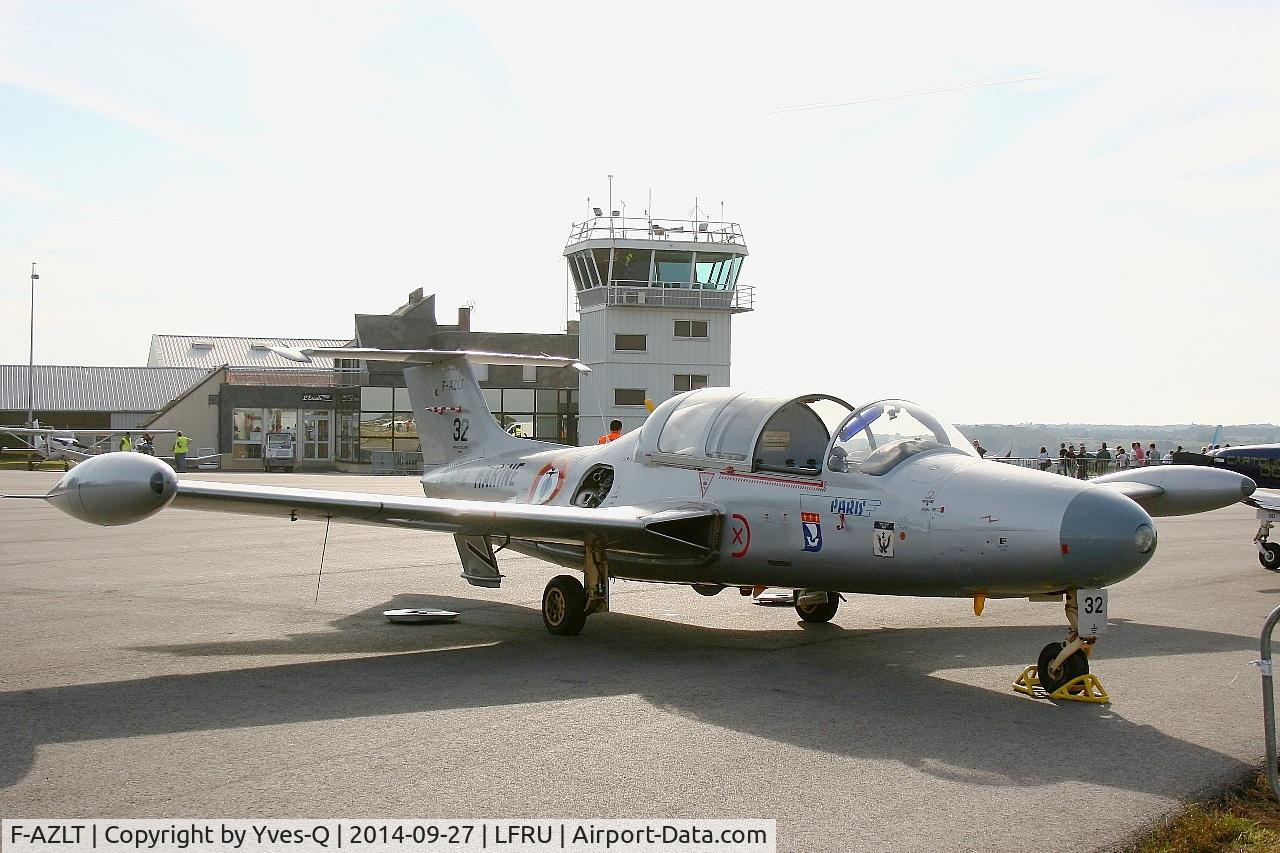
[402,357,522,464]
[282,347,588,465]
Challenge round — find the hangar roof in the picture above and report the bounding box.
[0,365,215,412]
[148,335,350,369]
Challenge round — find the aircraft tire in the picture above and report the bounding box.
[1037,641,1089,693]
[795,591,839,623]
[1260,543,1280,572]
[543,575,588,636]
[692,583,725,597]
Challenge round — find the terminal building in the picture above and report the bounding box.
[2,210,755,470]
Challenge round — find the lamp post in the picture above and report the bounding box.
[27,261,38,427]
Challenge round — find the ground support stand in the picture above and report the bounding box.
[1013,666,1110,704]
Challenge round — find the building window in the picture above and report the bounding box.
[654,251,693,287]
[674,320,709,339]
[522,364,537,382]
[614,334,647,352]
[615,388,647,407]
[674,374,708,393]
[611,248,651,286]
[232,408,265,459]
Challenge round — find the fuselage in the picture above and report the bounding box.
[421,433,1156,597]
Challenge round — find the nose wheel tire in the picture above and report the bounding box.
[1037,641,1089,693]
[542,574,589,636]
[795,591,840,623]
[1259,543,1280,571]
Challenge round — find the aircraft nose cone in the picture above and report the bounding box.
[1060,487,1157,586]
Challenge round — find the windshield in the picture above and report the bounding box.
[828,400,975,475]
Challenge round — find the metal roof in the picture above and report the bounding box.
[0,365,214,412]
[147,335,349,369]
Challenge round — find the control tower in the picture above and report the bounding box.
[565,213,754,443]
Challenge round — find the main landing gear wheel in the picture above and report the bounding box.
[692,583,725,597]
[795,591,840,623]
[1037,641,1089,693]
[1260,543,1280,571]
[542,575,588,636]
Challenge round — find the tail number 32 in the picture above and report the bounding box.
[452,418,469,442]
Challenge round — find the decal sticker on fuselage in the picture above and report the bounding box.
[873,521,896,558]
[801,512,822,552]
[474,462,525,490]
[829,497,880,518]
[730,513,752,558]
[699,471,715,497]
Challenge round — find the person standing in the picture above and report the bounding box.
[1058,442,1068,475]
[972,439,987,458]
[1132,442,1145,467]
[119,433,133,453]
[1097,443,1112,475]
[173,430,190,472]
[597,420,623,444]
[1038,447,1052,471]
[1065,444,1077,477]
[1076,445,1089,479]
[1148,442,1159,465]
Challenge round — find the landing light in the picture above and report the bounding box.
[1135,524,1156,554]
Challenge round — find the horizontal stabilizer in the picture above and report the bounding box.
[270,346,589,372]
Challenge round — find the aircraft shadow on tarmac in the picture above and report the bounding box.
[0,594,1258,797]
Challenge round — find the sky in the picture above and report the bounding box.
[1,1,1276,425]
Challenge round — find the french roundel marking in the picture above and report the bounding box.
[529,461,568,504]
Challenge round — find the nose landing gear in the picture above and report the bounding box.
[1014,589,1111,703]
[1256,513,1279,571]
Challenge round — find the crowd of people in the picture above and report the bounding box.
[1039,441,1188,478]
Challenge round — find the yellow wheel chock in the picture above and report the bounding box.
[1013,665,1110,704]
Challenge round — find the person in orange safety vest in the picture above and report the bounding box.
[597,419,623,444]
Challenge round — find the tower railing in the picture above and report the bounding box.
[577,283,754,312]
[566,216,745,246]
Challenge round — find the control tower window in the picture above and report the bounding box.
[615,334,647,352]
[568,257,585,290]
[592,249,612,284]
[693,252,738,290]
[612,248,652,286]
[674,319,708,338]
[615,388,647,406]
[654,251,693,287]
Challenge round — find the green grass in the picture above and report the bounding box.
[1124,771,1280,852]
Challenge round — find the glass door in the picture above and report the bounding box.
[302,412,331,461]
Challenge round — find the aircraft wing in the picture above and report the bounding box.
[24,454,720,560]
[1090,466,1255,516]
[171,481,720,559]
[1095,481,1165,502]
[1248,489,1280,514]
[1,427,176,436]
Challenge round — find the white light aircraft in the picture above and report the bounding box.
[0,426,217,468]
[1,349,1259,695]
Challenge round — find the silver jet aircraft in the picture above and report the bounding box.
[3,349,1258,694]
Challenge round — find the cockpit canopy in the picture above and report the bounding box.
[828,400,976,475]
[639,391,975,477]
